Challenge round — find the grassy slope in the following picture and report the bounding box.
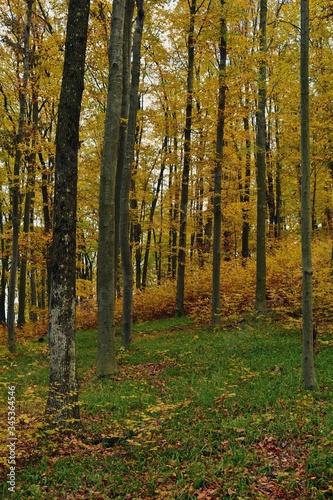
[1,316,333,499]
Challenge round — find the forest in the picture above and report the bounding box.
[1,0,333,498]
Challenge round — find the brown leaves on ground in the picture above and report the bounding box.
[250,434,310,499]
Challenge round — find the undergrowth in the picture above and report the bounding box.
[79,236,333,330]
[1,316,333,499]
[3,236,331,344]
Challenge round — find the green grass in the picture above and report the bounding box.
[1,316,333,499]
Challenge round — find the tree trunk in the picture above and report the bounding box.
[18,96,38,327]
[168,135,179,279]
[176,0,196,317]
[116,0,135,289]
[30,266,38,323]
[39,152,53,305]
[300,0,317,389]
[120,0,144,348]
[0,206,7,325]
[45,0,90,428]
[142,145,166,289]
[7,0,33,352]
[275,109,282,238]
[212,0,227,328]
[130,119,143,289]
[97,0,126,377]
[241,112,251,261]
[266,115,275,238]
[255,0,268,314]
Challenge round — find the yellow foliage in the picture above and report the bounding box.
[112,236,333,328]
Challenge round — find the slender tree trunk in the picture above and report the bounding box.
[300,0,317,389]
[30,266,38,323]
[116,0,135,288]
[311,165,318,231]
[0,206,7,324]
[97,0,126,377]
[275,109,282,238]
[212,0,227,328]
[266,115,275,238]
[18,96,38,327]
[120,0,144,348]
[39,152,53,304]
[168,135,179,279]
[130,120,143,289]
[255,0,268,313]
[176,0,196,317]
[45,0,90,428]
[7,0,33,352]
[142,145,166,289]
[241,112,251,261]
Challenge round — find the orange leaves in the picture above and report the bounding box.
[74,235,333,330]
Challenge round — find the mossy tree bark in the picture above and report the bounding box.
[212,0,227,328]
[45,0,90,429]
[255,0,268,314]
[7,0,34,353]
[300,0,318,389]
[176,0,196,317]
[97,0,126,376]
[120,0,145,349]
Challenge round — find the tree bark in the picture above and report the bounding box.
[120,0,144,348]
[0,205,7,324]
[300,0,318,389]
[212,0,227,328]
[255,0,268,314]
[45,0,90,428]
[7,0,33,352]
[115,0,135,291]
[176,0,196,317]
[241,112,251,261]
[18,95,38,327]
[97,0,126,376]
[142,146,165,289]
[39,152,53,306]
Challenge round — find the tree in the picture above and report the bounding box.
[176,0,196,317]
[7,0,33,353]
[45,0,90,428]
[254,0,268,313]
[97,0,126,376]
[300,0,317,389]
[212,0,227,328]
[17,90,38,327]
[120,0,145,348]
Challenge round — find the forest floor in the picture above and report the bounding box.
[1,315,333,499]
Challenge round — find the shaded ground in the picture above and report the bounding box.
[1,316,333,499]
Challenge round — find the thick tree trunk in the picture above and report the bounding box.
[212,0,227,328]
[255,0,268,314]
[97,0,126,376]
[45,0,90,428]
[7,0,33,352]
[120,0,144,348]
[300,0,318,389]
[176,0,196,317]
